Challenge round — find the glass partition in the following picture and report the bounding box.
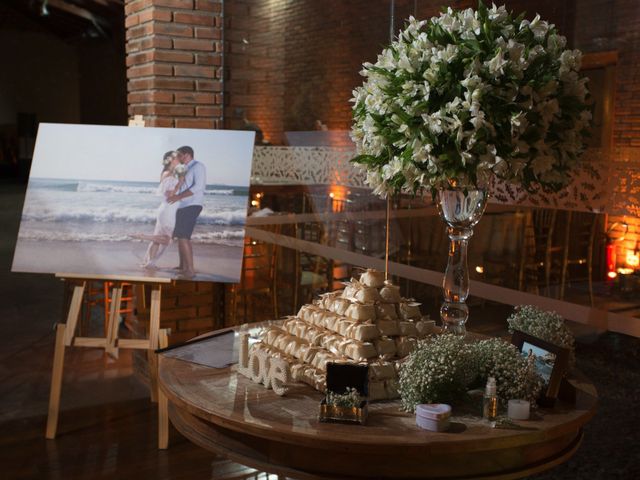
[238,148,640,337]
[222,1,640,337]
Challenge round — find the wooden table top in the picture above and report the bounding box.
[158,327,598,479]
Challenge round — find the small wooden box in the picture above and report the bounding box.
[319,363,369,425]
[319,399,368,424]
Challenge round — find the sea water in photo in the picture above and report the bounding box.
[13,177,249,281]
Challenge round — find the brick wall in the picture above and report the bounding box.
[125,0,223,129]
[223,0,638,150]
[221,0,517,143]
[223,0,434,144]
[157,281,222,343]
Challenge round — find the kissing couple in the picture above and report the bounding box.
[135,145,206,280]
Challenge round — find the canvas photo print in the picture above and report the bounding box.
[12,123,255,282]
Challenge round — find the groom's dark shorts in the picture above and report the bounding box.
[173,205,203,240]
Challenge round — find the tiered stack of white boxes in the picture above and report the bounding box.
[249,269,435,400]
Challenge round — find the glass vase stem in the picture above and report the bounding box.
[436,189,488,336]
[441,226,472,335]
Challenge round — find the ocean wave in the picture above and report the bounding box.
[77,182,157,194]
[206,189,235,196]
[203,210,247,225]
[192,230,245,241]
[19,229,245,246]
[192,230,245,247]
[21,207,247,226]
[19,231,139,243]
[77,182,236,196]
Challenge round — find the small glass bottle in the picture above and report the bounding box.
[483,377,498,421]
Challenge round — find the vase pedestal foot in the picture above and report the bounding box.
[440,301,468,336]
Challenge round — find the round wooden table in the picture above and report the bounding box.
[158,328,597,480]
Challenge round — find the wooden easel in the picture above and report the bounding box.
[46,117,175,448]
[46,273,172,448]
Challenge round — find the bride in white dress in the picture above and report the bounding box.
[136,151,184,269]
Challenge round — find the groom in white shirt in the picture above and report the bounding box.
[168,145,206,279]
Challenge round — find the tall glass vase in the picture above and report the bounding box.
[436,188,488,335]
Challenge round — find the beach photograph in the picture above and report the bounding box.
[11,123,255,282]
[521,341,557,385]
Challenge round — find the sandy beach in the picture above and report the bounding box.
[12,239,243,283]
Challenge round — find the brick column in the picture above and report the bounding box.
[125,0,225,343]
[125,0,223,129]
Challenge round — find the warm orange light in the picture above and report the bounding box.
[251,200,259,207]
[475,266,484,274]
[626,251,639,267]
[607,271,618,279]
[328,185,347,200]
[328,185,348,212]
[617,267,634,275]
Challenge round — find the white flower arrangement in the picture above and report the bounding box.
[398,335,476,412]
[174,164,187,178]
[351,2,591,196]
[471,338,543,405]
[507,305,576,368]
[398,334,543,412]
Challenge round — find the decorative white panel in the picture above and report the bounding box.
[251,146,640,217]
[251,146,366,188]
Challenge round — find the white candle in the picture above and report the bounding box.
[507,399,530,420]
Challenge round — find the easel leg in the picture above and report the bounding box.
[105,284,123,359]
[158,328,170,450]
[46,282,84,439]
[147,284,161,403]
[46,324,67,439]
[64,282,86,346]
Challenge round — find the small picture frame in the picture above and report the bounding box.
[511,330,570,407]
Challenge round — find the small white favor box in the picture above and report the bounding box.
[416,403,451,432]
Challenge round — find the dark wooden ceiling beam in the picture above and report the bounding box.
[47,0,111,27]
[77,0,124,15]
[87,0,123,6]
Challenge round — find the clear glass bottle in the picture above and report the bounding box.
[483,377,498,421]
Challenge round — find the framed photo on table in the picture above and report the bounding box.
[511,330,570,407]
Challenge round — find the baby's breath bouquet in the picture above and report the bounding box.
[351,2,591,196]
[507,305,576,368]
[399,335,543,412]
[326,387,364,408]
[471,338,543,405]
[398,335,476,412]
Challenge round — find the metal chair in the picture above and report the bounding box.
[560,211,601,306]
[517,208,565,296]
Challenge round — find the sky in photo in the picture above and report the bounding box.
[29,123,255,186]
